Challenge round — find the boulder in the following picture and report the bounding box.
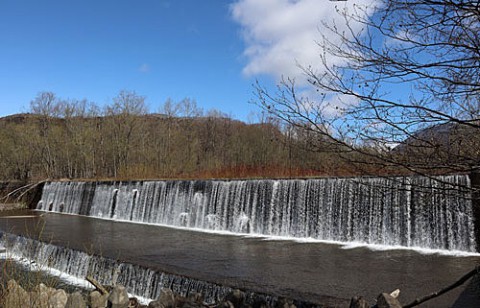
[147,300,163,308]
[129,297,148,308]
[48,289,68,308]
[224,289,246,307]
[275,297,296,308]
[174,294,204,308]
[30,289,49,308]
[3,279,30,308]
[66,291,87,308]
[148,288,175,308]
[108,285,130,308]
[251,296,268,308]
[376,293,402,308]
[128,297,140,308]
[349,296,369,308]
[221,300,235,308]
[90,290,109,308]
[187,292,204,304]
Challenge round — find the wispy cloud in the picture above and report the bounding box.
[138,63,150,73]
[231,0,377,85]
[161,1,170,9]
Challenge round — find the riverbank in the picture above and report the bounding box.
[0,180,45,211]
[1,278,313,308]
[0,203,26,211]
[2,212,479,307]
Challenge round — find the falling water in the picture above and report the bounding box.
[0,232,232,304]
[37,175,476,252]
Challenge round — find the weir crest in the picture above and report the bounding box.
[0,233,233,304]
[37,175,476,252]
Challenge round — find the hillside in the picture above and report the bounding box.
[391,122,480,172]
[0,112,356,181]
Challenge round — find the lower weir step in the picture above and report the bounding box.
[0,232,234,304]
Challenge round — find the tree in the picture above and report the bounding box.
[104,90,148,177]
[255,0,480,176]
[30,92,62,178]
[59,99,100,178]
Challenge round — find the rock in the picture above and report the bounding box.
[376,293,402,308]
[36,283,48,293]
[90,290,109,308]
[221,300,235,308]
[108,285,130,308]
[175,295,203,308]
[3,279,30,308]
[30,288,49,308]
[389,289,400,299]
[275,297,296,308]
[129,297,140,308]
[147,300,162,308]
[148,288,175,308]
[48,289,68,308]
[129,297,147,308]
[174,294,188,307]
[224,289,245,307]
[349,296,369,308]
[251,297,268,308]
[66,291,87,308]
[187,292,204,304]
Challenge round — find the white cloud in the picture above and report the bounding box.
[231,0,377,84]
[296,86,360,119]
[138,63,150,73]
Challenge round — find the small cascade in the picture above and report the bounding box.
[0,232,232,304]
[36,175,477,252]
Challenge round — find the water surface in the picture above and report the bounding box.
[0,211,479,307]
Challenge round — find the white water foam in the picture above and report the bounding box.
[0,233,232,305]
[339,241,480,257]
[37,175,477,253]
[33,209,480,257]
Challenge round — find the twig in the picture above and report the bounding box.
[14,181,46,201]
[1,181,45,203]
[86,275,109,295]
[403,266,480,308]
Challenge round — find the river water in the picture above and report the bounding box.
[0,210,479,307]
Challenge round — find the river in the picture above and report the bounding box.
[1,210,479,307]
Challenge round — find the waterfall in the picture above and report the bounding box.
[0,232,232,304]
[37,175,477,252]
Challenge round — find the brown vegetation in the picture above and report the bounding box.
[0,91,365,181]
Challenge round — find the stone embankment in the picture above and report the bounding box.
[2,279,314,308]
[2,278,407,308]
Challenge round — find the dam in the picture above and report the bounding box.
[1,175,479,306]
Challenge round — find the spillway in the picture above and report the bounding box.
[1,212,479,307]
[0,232,233,304]
[37,175,476,252]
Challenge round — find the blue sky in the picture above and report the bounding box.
[0,0,372,120]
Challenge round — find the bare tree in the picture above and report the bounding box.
[30,92,62,178]
[59,99,100,178]
[104,90,148,177]
[255,0,480,176]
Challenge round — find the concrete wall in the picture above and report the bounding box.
[470,172,480,251]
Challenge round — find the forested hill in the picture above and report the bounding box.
[0,112,354,181]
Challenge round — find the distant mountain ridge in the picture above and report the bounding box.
[392,121,480,170]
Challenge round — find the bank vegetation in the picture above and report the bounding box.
[0,91,368,181]
[2,85,477,182]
